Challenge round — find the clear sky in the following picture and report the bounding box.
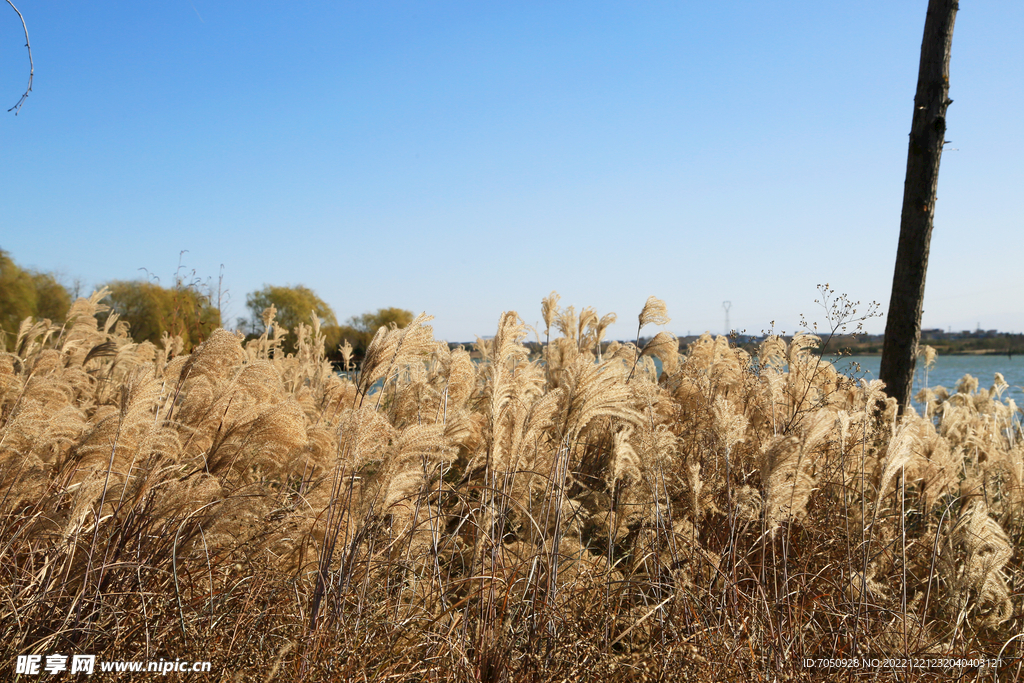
[2,2,1022,342]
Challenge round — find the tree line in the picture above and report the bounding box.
[0,249,410,363]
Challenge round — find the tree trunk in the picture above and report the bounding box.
[879,0,958,411]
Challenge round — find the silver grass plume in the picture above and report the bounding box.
[577,306,597,347]
[876,419,917,503]
[381,423,450,515]
[638,296,670,329]
[610,425,640,486]
[541,291,560,340]
[339,338,354,372]
[942,500,1014,627]
[761,409,831,530]
[593,312,617,361]
[640,331,680,376]
[482,312,531,474]
[357,312,435,401]
[557,356,641,442]
[554,305,578,342]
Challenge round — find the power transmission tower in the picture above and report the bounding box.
[723,301,732,335]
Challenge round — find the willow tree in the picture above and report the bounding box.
[0,250,71,348]
[244,284,337,352]
[329,307,415,359]
[879,0,959,410]
[105,280,220,351]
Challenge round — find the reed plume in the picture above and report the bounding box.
[1,288,1021,682]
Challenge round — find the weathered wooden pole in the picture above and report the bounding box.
[880,0,959,411]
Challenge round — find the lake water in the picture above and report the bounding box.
[826,353,1024,408]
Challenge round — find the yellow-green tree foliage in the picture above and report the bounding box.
[245,285,337,351]
[0,249,71,348]
[105,280,220,351]
[329,307,415,359]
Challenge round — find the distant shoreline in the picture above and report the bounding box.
[726,332,1024,359]
[824,349,1019,357]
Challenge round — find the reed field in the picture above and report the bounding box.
[2,289,1023,682]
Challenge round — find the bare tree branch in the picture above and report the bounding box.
[6,0,33,115]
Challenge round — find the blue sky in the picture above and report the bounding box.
[2,2,1022,341]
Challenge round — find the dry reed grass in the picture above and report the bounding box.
[1,290,1022,681]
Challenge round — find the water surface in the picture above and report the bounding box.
[827,353,1024,407]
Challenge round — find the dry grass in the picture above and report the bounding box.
[2,291,1023,682]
